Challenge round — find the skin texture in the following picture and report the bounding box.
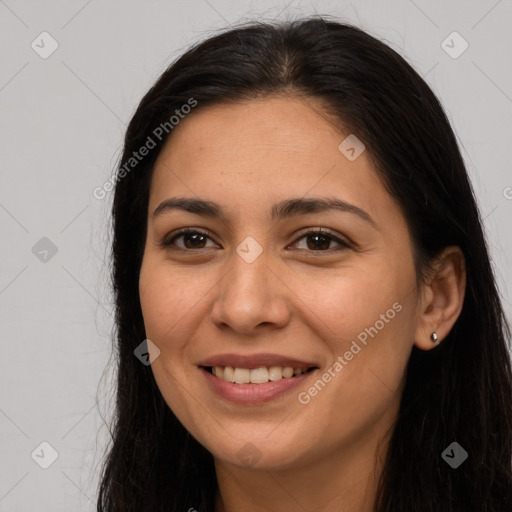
[138,95,466,512]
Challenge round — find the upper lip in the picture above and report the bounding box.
[197,353,319,370]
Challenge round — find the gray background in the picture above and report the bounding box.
[1,0,511,510]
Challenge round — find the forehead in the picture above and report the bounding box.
[159,95,342,163]
[149,95,391,222]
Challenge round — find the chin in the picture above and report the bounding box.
[210,437,307,471]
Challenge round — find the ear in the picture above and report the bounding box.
[414,246,466,350]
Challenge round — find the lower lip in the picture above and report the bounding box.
[199,367,318,404]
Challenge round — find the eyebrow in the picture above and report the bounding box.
[152,196,377,229]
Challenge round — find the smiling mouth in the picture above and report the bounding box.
[202,365,318,385]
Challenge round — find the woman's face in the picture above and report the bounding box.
[139,95,424,470]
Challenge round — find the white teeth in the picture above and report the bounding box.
[223,365,235,383]
[211,365,312,384]
[282,366,294,378]
[268,366,282,381]
[234,368,250,384]
[249,367,269,384]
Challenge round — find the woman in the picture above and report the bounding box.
[97,16,512,512]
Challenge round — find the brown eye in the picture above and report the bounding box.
[291,229,351,252]
[160,228,351,253]
[161,229,218,250]
[181,232,208,249]
[305,234,332,250]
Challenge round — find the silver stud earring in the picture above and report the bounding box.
[431,332,438,344]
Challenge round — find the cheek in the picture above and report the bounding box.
[139,266,172,338]
[303,263,409,335]
[302,262,416,389]
[139,257,211,342]
[138,259,204,421]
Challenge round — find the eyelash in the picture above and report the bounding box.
[159,227,352,253]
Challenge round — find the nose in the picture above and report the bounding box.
[210,248,292,336]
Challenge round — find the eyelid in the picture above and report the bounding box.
[160,226,352,253]
[290,227,352,249]
[159,227,217,249]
